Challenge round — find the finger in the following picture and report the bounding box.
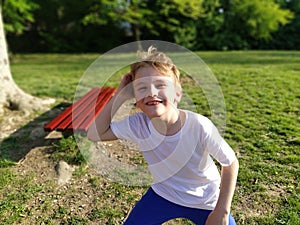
[125,72,133,81]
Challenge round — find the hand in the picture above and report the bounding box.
[116,72,134,99]
[205,210,229,225]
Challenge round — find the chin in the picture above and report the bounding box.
[146,110,167,119]
[137,103,169,118]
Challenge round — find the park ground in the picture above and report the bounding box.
[0,51,299,224]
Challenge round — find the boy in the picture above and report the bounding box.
[87,46,239,225]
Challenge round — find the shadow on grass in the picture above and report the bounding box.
[0,102,71,166]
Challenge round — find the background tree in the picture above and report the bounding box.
[260,0,300,49]
[28,0,127,52]
[62,0,206,50]
[210,0,294,50]
[147,0,205,49]
[82,0,155,50]
[5,0,298,52]
[194,0,224,49]
[0,0,53,115]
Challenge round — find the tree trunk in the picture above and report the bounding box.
[132,24,143,51]
[0,8,54,115]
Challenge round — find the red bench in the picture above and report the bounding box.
[44,86,117,133]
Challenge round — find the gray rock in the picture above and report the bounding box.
[55,160,74,185]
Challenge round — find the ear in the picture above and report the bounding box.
[174,86,182,104]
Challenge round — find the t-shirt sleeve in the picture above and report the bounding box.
[110,113,146,143]
[110,117,134,141]
[203,119,237,166]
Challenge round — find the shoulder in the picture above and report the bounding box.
[112,112,147,128]
[128,112,149,124]
[184,110,213,127]
[125,112,150,132]
[111,112,150,140]
[183,110,216,139]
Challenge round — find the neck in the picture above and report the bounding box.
[151,110,185,136]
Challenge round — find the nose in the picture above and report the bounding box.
[147,84,158,97]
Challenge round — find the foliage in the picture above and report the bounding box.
[82,0,205,47]
[2,0,38,34]
[152,0,205,32]
[2,0,298,52]
[149,0,205,49]
[197,0,295,50]
[28,0,122,52]
[85,0,154,41]
[173,20,198,50]
[230,0,294,39]
[260,0,300,49]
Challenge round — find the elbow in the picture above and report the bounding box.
[232,158,239,177]
[231,158,239,172]
[223,159,239,175]
[87,132,97,142]
[235,158,239,169]
[87,128,114,142]
[87,127,100,142]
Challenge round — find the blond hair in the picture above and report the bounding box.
[130,46,181,87]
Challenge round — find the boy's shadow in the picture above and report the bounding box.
[0,103,70,163]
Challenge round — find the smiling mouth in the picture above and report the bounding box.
[146,100,163,105]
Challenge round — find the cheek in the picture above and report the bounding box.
[135,100,144,109]
[163,88,175,99]
[134,91,145,102]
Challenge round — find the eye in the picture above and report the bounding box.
[156,83,167,89]
[137,86,147,91]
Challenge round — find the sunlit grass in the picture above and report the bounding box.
[0,51,298,224]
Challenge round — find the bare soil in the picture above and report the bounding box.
[1,102,194,225]
[0,103,277,224]
[0,104,149,224]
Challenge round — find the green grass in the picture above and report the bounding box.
[203,51,300,224]
[0,51,299,224]
[0,169,45,224]
[10,54,99,101]
[50,135,87,166]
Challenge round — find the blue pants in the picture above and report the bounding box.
[124,188,236,225]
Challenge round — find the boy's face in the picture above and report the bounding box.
[133,65,182,119]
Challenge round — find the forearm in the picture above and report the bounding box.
[87,92,128,141]
[87,73,134,141]
[215,159,239,214]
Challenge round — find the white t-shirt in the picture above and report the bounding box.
[111,110,237,210]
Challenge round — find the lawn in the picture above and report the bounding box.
[0,51,299,224]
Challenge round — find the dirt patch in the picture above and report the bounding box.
[0,108,62,184]
[0,103,150,224]
[0,102,285,224]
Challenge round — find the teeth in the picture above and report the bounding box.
[147,101,161,105]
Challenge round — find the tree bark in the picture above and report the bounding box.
[0,7,54,115]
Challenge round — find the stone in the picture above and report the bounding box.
[55,160,75,185]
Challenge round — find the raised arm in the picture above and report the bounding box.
[87,73,134,142]
[205,159,239,225]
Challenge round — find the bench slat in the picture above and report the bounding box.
[55,88,103,131]
[75,87,117,132]
[44,86,117,133]
[44,87,100,131]
[68,87,115,131]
